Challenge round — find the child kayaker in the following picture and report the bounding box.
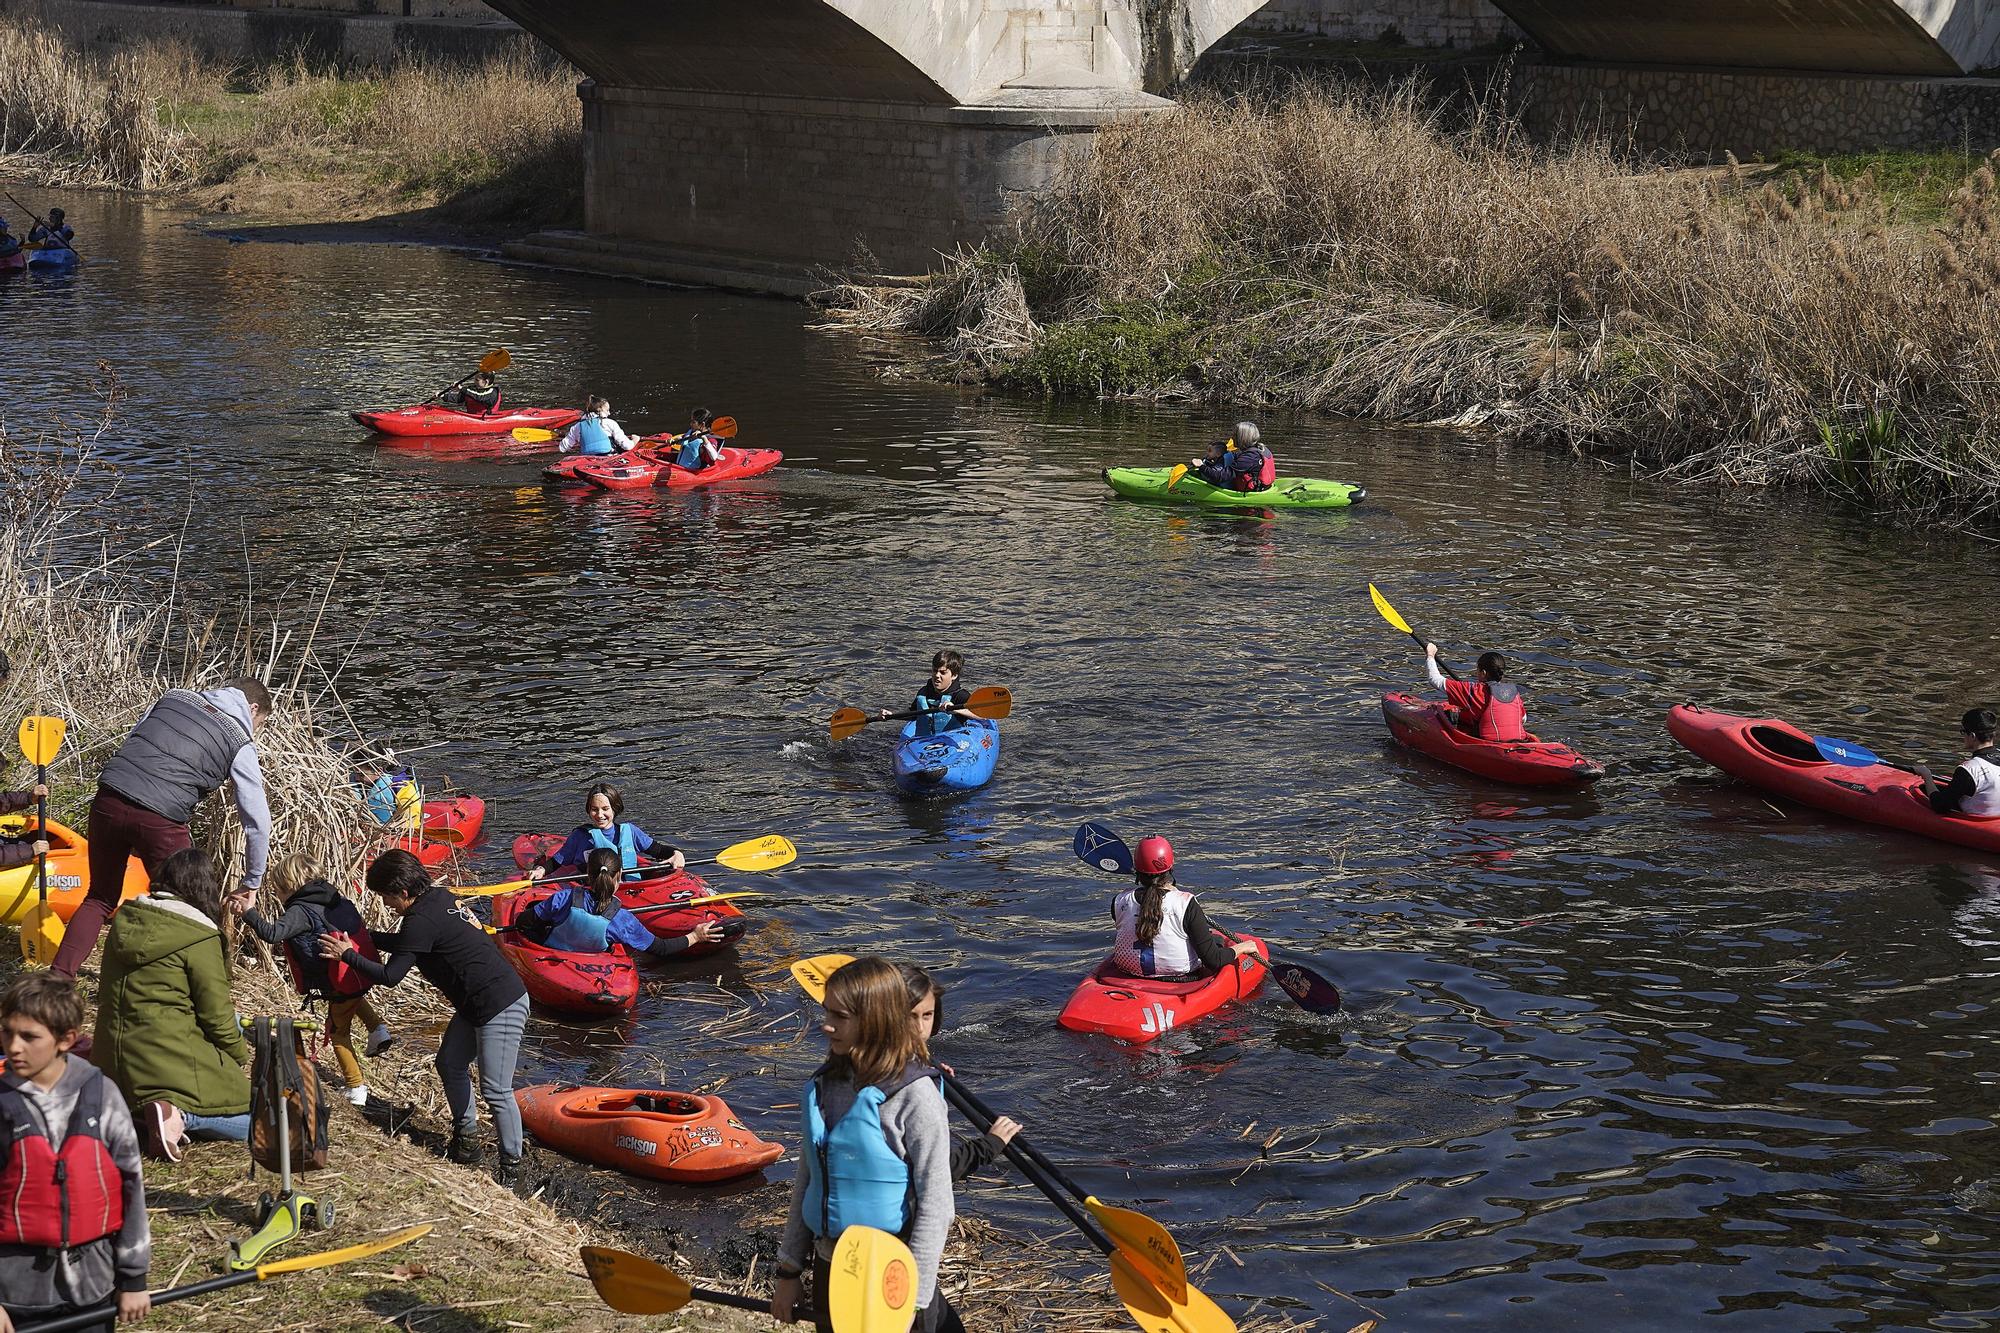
[320,849,530,1186]
[1188,421,1274,492]
[229,851,395,1107]
[1422,642,1527,741]
[0,220,20,262]
[897,961,1020,1181]
[527,782,687,882]
[444,369,502,416]
[774,955,958,1332]
[1108,836,1260,980]
[880,650,975,737]
[350,745,420,831]
[556,395,639,457]
[662,407,724,471]
[27,207,73,252]
[1917,708,2000,816]
[519,848,722,958]
[0,973,151,1333]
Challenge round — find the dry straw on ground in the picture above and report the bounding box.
[820,81,2000,528]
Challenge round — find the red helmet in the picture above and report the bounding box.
[1134,836,1174,876]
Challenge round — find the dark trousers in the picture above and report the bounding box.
[3,1295,115,1331]
[810,1253,962,1333]
[52,787,191,976]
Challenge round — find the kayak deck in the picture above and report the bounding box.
[1058,937,1269,1043]
[1381,692,1604,786]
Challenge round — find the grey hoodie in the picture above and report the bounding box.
[0,1055,151,1317]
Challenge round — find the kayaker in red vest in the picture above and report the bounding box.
[1424,643,1528,741]
[1916,708,2000,816]
[1189,421,1276,492]
[444,370,502,416]
[1108,837,1260,980]
[0,973,151,1333]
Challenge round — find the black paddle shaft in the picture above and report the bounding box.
[938,1077,1115,1256]
[18,1269,259,1333]
[33,760,47,906]
[692,1285,771,1315]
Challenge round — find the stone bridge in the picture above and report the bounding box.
[493,0,2000,291]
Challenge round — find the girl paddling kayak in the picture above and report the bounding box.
[1108,836,1258,981]
[527,782,687,882]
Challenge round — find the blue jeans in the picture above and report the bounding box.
[184,1111,250,1141]
[437,994,527,1158]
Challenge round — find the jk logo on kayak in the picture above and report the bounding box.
[1138,1002,1176,1035]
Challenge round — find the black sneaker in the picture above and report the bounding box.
[496,1154,524,1189]
[447,1134,482,1166]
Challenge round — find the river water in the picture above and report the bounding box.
[6,192,2000,1332]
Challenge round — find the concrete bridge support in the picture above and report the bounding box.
[494,1,1271,292]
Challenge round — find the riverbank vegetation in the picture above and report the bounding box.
[0,14,579,229]
[822,83,2000,528]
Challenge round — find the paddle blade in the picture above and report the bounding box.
[1367,583,1412,637]
[791,953,855,1003]
[1074,822,1134,875]
[830,707,870,741]
[1110,1252,1235,1333]
[18,716,64,767]
[1085,1199,1187,1304]
[711,416,738,438]
[1166,464,1190,490]
[580,1246,694,1315]
[20,904,62,968]
[478,348,511,374]
[257,1224,431,1278]
[1269,961,1343,1015]
[714,834,797,872]
[962,685,1013,721]
[829,1226,917,1333]
[1813,735,1882,767]
[511,427,554,444]
[453,877,534,899]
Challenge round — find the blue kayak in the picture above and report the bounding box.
[893,717,1000,794]
[26,246,76,268]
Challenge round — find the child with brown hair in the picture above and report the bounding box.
[0,972,152,1333]
[774,955,959,1332]
[229,851,394,1107]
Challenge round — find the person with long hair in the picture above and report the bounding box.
[773,956,959,1332]
[519,847,721,958]
[1108,836,1259,980]
[527,781,686,884]
[896,962,1020,1181]
[92,846,251,1158]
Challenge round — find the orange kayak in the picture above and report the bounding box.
[515,1084,784,1182]
[0,817,149,928]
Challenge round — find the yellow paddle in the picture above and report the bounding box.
[16,1227,431,1333]
[790,955,1201,1313]
[829,685,1014,743]
[1110,1252,1236,1333]
[512,427,555,443]
[426,348,510,405]
[455,834,797,898]
[581,1226,915,1331]
[579,1246,773,1318]
[1166,464,1191,490]
[18,715,65,967]
[1369,581,1458,675]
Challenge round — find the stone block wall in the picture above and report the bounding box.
[1521,61,2000,156]
[579,85,1133,276]
[1242,0,1520,48]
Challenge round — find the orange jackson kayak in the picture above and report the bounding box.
[0,817,149,928]
[515,1084,784,1182]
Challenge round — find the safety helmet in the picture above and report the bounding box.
[1134,836,1174,876]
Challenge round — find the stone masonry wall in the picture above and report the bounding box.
[1521,61,2000,156]
[1242,0,1520,48]
[582,85,1121,275]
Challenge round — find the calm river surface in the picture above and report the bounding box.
[6,192,2000,1332]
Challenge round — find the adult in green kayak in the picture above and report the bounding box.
[1915,708,2000,816]
[1189,421,1275,492]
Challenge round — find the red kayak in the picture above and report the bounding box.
[573,455,661,491]
[353,405,581,438]
[543,446,782,488]
[1058,938,1269,1043]
[641,444,783,489]
[492,889,640,1016]
[1668,703,2000,853]
[420,796,484,846]
[510,833,746,956]
[1382,692,1604,786]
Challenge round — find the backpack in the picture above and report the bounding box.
[280,890,379,1000]
[247,1017,330,1174]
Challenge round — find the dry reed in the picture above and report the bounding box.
[821,81,2000,527]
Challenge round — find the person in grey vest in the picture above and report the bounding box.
[51,677,272,978]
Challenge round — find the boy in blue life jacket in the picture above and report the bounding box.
[881,650,976,737]
[667,407,724,471]
[556,395,639,457]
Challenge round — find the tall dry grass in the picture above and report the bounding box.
[0,15,581,221]
[824,82,2000,525]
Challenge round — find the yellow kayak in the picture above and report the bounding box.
[0,816,149,928]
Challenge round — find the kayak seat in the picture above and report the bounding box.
[1748,725,1823,764]
[574,1092,706,1120]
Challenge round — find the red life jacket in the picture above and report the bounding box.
[0,1073,125,1249]
[1232,449,1277,492]
[281,892,380,999]
[1474,684,1528,741]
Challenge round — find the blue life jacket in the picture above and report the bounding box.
[674,433,711,469]
[913,686,965,737]
[586,822,641,873]
[801,1064,931,1241]
[359,774,396,823]
[577,415,614,456]
[546,892,615,953]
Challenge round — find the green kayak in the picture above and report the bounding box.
[1102,467,1365,510]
